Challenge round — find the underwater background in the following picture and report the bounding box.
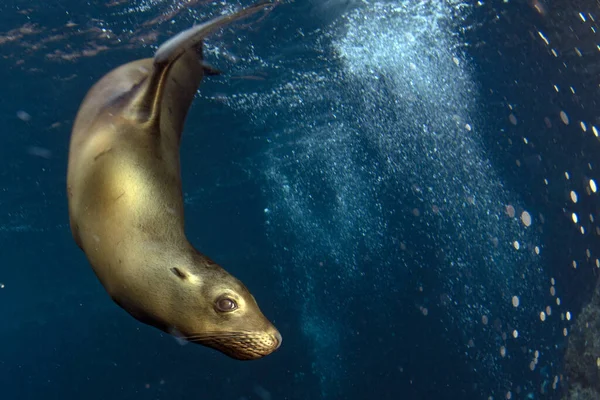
[0,0,599,399]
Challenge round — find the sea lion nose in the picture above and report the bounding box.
[272,330,282,350]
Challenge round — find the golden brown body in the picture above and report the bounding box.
[67,2,281,360]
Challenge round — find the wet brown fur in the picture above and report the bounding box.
[66,3,281,360]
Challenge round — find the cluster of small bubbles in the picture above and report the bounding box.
[219,1,553,397]
[529,350,540,371]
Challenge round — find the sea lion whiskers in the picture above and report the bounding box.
[180,330,283,360]
[178,330,254,340]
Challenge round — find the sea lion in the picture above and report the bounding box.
[66,1,281,360]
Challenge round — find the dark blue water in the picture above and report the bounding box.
[0,0,598,399]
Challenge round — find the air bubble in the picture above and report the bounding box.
[506,205,515,218]
[520,211,531,227]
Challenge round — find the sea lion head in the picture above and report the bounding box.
[168,260,282,360]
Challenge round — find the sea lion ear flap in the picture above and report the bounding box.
[170,267,190,280]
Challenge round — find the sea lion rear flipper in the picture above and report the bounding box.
[134,0,274,125]
[153,0,273,66]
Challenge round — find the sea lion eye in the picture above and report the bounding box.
[215,297,237,312]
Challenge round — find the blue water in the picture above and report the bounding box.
[0,0,598,399]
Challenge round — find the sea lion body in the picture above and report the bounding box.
[67,3,281,360]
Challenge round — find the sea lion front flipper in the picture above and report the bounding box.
[131,0,274,126]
